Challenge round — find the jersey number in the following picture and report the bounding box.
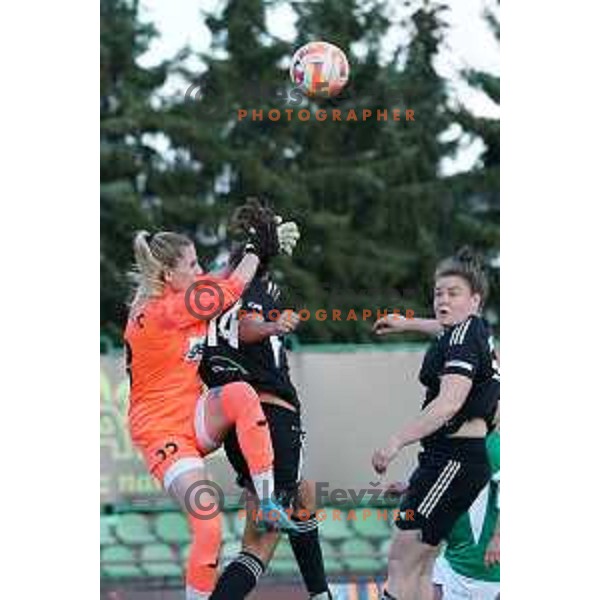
[269,336,282,368]
[207,301,241,349]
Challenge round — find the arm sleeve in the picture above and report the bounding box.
[442,317,485,380]
[164,274,246,327]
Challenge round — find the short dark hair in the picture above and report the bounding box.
[435,246,488,306]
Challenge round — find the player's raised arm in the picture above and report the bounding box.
[229,203,301,344]
[228,211,279,285]
[373,314,443,336]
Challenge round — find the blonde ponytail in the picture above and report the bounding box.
[129,230,193,314]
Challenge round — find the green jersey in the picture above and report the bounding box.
[444,431,500,582]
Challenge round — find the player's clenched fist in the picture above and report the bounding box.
[372,314,409,335]
[273,311,301,335]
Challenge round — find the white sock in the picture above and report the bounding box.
[185,585,210,600]
[251,470,275,501]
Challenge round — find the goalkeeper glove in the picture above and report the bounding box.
[275,216,301,256]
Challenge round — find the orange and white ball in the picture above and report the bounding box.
[290,41,350,98]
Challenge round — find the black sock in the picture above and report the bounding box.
[288,514,330,597]
[381,590,397,600]
[209,551,264,600]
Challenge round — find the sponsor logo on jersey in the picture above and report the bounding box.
[185,336,206,363]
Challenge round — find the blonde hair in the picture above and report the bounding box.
[130,230,193,313]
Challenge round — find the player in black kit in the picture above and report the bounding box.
[201,200,332,600]
[371,248,500,600]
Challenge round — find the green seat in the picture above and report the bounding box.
[351,513,392,540]
[115,513,155,545]
[154,512,190,545]
[269,558,297,576]
[102,545,142,578]
[232,513,247,538]
[100,515,117,546]
[273,538,295,560]
[379,538,391,559]
[141,543,182,577]
[340,539,382,573]
[319,511,353,542]
[181,543,191,563]
[320,539,345,575]
[222,513,237,543]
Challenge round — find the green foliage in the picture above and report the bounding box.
[100,0,500,344]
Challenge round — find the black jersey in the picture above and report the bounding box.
[198,276,299,407]
[419,315,499,448]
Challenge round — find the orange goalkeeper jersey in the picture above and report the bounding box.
[125,275,245,437]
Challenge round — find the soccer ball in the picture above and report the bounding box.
[290,41,350,98]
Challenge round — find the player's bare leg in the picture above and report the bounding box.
[417,548,438,600]
[384,529,438,600]
[209,491,279,600]
[195,382,297,531]
[241,490,281,563]
[166,466,222,600]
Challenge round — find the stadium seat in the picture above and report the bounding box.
[102,545,142,578]
[269,558,297,576]
[181,543,191,564]
[154,512,190,545]
[269,537,298,575]
[100,515,117,546]
[140,543,182,577]
[351,512,392,540]
[320,539,345,575]
[221,513,237,543]
[231,511,247,538]
[319,511,353,542]
[115,513,155,545]
[340,539,382,573]
[379,538,391,559]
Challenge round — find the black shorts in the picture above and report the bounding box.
[395,437,491,546]
[223,403,304,507]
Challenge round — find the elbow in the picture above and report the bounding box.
[441,397,463,421]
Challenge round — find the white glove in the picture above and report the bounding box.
[275,216,301,256]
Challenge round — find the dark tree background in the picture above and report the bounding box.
[100,0,500,345]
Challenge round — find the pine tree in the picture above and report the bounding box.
[447,0,500,324]
[100,0,500,344]
[101,0,212,339]
[279,0,462,342]
[101,0,171,339]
